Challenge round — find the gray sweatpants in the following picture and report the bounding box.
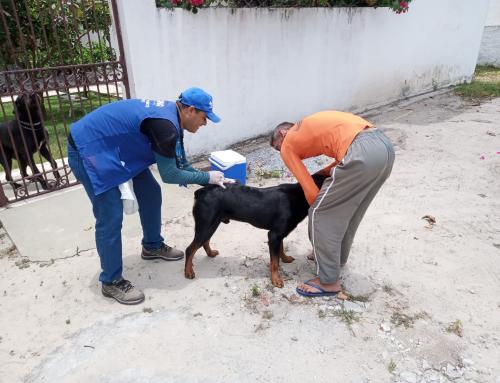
[308,129,395,283]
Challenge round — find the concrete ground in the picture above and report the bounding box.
[0,90,499,383]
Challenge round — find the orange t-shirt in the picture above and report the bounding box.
[280,111,373,205]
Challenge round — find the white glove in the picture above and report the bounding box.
[208,170,226,188]
[119,179,138,215]
[118,161,138,214]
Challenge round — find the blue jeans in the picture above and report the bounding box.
[68,144,164,284]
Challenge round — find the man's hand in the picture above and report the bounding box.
[208,170,226,188]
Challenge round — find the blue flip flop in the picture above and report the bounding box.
[296,278,339,298]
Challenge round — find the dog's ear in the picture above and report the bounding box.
[14,94,28,116]
[14,95,23,109]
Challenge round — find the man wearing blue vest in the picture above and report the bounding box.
[68,87,227,305]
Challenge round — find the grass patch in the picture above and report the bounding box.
[251,283,261,297]
[334,307,360,336]
[455,65,500,102]
[382,283,395,295]
[344,291,371,303]
[475,65,500,81]
[318,308,327,319]
[262,310,273,320]
[254,169,282,179]
[388,359,397,374]
[0,91,118,167]
[334,308,360,326]
[391,311,427,329]
[446,319,463,337]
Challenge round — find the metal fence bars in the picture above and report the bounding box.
[0,0,129,205]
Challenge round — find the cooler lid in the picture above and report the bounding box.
[210,150,246,166]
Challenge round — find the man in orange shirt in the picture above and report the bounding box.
[270,111,395,297]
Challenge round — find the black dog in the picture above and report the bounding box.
[185,174,327,287]
[0,93,60,190]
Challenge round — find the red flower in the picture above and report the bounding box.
[171,0,182,5]
[189,0,204,6]
[400,1,408,7]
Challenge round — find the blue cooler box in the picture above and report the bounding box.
[209,150,247,185]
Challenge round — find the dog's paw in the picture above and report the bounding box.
[46,179,58,190]
[35,177,49,190]
[281,255,295,263]
[207,250,219,258]
[271,276,284,288]
[184,269,196,279]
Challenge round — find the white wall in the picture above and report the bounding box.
[478,0,500,67]
[115,0,489,155]
[485,0,500,25]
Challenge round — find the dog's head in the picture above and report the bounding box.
[312,173,328,188]
[14,93,41,121]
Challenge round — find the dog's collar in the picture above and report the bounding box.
[19,120,42,129]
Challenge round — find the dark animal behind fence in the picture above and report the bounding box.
[185,174,327,287]
[0,93,60,190]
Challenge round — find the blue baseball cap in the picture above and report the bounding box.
[177,87,221,123]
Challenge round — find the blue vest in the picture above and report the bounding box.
[70,99,184,195]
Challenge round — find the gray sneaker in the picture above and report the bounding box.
[141,243,184,261]
[101,279,145,305]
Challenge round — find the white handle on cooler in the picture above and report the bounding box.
[208,157,231,171]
